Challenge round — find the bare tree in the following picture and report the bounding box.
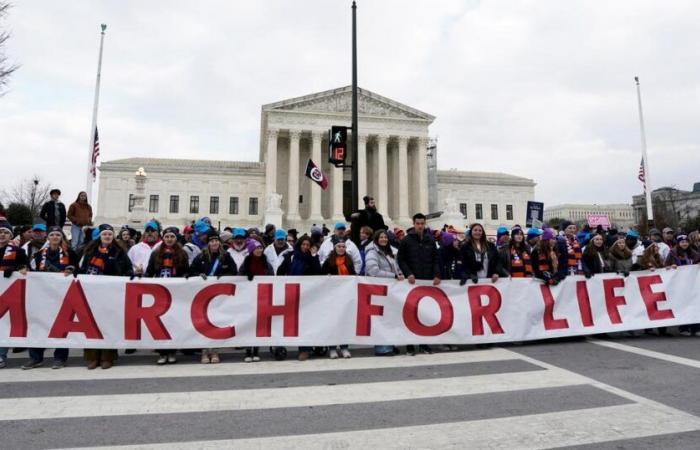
[0,2,18,95]
[0,176,52,219]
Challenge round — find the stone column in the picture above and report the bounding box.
[397,136,410,224]
[331,161,344,222]
[415,137,429,214]
[377,134,391,223]
[357,134,368,207]
[286,130,301,223]
[265,128,278,194]
[309,131,324,223]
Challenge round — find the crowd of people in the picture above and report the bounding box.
[0,192,699,371]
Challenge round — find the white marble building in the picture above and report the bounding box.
[96,86,536,231]
[544,204,636,228]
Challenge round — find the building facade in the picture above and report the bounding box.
[632,183,700,228]
[96,86,536,231]
[544,204,636,228]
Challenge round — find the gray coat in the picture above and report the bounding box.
[364,243,403,279]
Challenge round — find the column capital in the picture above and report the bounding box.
[376,134,390,144]
[311,130,324,141]
[357,134,369,144]
[397,135,409,146]
[266,128,279,139]
[288,129,302,140]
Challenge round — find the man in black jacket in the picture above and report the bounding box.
[40,189,67,228]
[351,196,387,245]
[397,213,440,356]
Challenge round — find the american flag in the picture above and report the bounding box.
[638,157,646,192]
[90,126,100,180]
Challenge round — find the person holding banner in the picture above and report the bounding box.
[365,229,404,356]
[532,228,566,286]
[581,233,610,278]
[189,231,237,364]
[667,235,700,336]
[459,223,506,285]
[558,221,583,276]
[22,226,78,370]
[608,239,634,277]
[238,239,274,363]
[498,227,533,278]
[145,227,189,365]
[79,224,133,370]
[321,239,355,359]
[0,220,29,369]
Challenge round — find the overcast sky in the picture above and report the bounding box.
[1,0,699,209]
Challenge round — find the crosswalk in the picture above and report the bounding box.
[1,345,699,449]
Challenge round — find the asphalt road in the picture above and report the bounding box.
[1,332,699,449]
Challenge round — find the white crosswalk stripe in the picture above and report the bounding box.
[0,346,698,449]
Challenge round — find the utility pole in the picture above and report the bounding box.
[350,1,359,214]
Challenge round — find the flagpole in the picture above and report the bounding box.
[86,24,107,203]
[635,76,654,228]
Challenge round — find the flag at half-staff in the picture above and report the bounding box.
[305,159,329,190]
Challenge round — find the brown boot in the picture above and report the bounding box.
[100,360,113,370]
[86,360,98,370]
[298,351,310,361]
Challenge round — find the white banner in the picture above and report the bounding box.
[1,266,699,348]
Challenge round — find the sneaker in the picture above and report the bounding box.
[252,356,261,362]
[341,348,352,359]
[210,354,220,364]
[21,359,43,370]
[406,345,416,356]
[167,355,177,364]
[200,354,210,364]
[297,351,310,361]
[680,330,692,337]
[419,345,433,354]
[0,358,5,369]
[244,356,253,363]
[52,360,66,370]
[156,356,167,365]
[329,349,339,359]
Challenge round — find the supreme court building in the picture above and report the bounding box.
[96,86,536,231]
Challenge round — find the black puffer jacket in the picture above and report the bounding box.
[397,230,440,280]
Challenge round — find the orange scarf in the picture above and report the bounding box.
[335,255,349,275]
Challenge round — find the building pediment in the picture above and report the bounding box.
[262,86,435,122]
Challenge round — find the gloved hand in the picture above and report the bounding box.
[459,278,467,286]
[549,278,559,286]
[185,273,190,279]
[542,271,551,282]
[247,273,254,281]
[130,274,136,281]
[585,273,592,279]
[200,274,208,280]
[471,275,478,284]
[623,271,630,278]
[3,269,12,278]
[216,274,222,280]
[73,271,79,278]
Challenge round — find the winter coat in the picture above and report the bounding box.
[581,248,609,276]
[67,202,93,226]
[397,230,440,280]
[276,250,322,276]
[321,253,356,275]
[460,242,507,280]
[79,244,133,277]
[145,246,189,278]
[531,246,567,283]
[189,250,237,277]
[264,243,293,273]
[608,248,634,274]
[39,200,67,228]
[239,254,274,277]
[664,249,700,267]
[31,246,79,273]
[439,244,462,280]
[364,243,403,279]
[351,208,387,244]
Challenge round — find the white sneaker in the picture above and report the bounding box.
[329,349,339,359]
[244,356,253,363]
[252,356,261,362]
[167,355,177,364]
[680,330,692,337]
[156,356,167,365]
[341,348,352,359]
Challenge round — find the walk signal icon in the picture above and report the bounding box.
[329,126,347,166]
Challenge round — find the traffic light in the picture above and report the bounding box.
[328,126,348,167]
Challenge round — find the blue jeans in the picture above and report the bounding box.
[29,348,69,363]
[0,347,7,360]
[375,345,393,355]
[71,224,84,250]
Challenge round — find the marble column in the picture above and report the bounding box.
[286,130,301,222]
[376,134,391,222]
[265,128,278,194]
[415,137,429,214]
[397,136,410,224]
[331,157,344,222]
[309,131,324,223]
[357,134,368,207]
